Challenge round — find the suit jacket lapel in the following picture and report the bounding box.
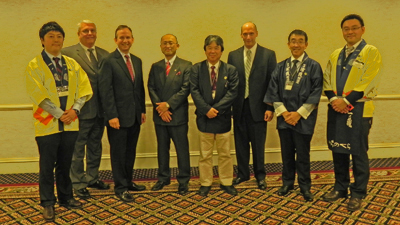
[75,44,97,72]
[250,45,261,76]
[215,62,226,101]
[201,61,213,104]
[158,60,166,87]
[115,50,133,82]
[237,47,245,79]
[162,57,180,96]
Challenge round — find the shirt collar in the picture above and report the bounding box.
[44,50,62,60]
[165,54,177,65]
[346,39,363,50]
[207,60,220,70]
[244,43,258,53]
[117,48,130,59]
[290,53,305,62]
[79,42,96,52]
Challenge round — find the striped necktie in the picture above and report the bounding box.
[124,55,135,82]
[166,61,171,76]
[244,49,251,98]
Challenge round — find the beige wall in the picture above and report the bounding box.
[1,0,399,173]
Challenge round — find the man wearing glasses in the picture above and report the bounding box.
[264,29,323,202]
[322,14,382,211]
[148,34,192,194]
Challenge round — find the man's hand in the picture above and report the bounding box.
[285,111,301,126]
[60,109,77,125]
[156,102,169,115]
[264,110,274,122]
[206,108,219,119]
[109,118,120,129]
[331,99,349,114]
[141,113,146,124]
[160,111,172,122]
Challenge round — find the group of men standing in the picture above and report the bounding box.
[25,13,381,222]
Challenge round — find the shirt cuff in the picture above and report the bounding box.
[72,96,88,112]
[297,106,310,119]
[343,98,350,105]
[329,96,339,103]
[274,102,287,117]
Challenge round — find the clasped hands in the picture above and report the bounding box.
[331,99,349,114]
[59,109,76,125]
[282,111,301,126]
[156,102,172,122]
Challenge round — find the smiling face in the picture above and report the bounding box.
[160,34,179,60]
[342,19,365,46]
[205,42,222,65]
[288,34,308,59]
[78,22,97,48]
[41,31,64,56]
[114,28,134,54]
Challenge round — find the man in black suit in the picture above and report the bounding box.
[98,25,146,202]
[148,34,192,194]
[190,35,239,197]
[228,22,277,190]
[62,20,110,199]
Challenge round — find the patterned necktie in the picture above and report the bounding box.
[211,66,217,91]
[88,48,98,69]
[244,49,251,98]
[124,55,135,82]
[290,59,299,80]
[53,57,63,80]
[346,46,355,58]
[166,61,171,76]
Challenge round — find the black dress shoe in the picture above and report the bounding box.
[151,181,170,191]
[220,185,238,195]
[302,191,314,202]
[88,180,110,190]
[75,188,91,199]
[178,183,189,195]
[257,180,267,190]
[128,182,146,191]
[116,191,134,202]
[197,186,211,196]
[59,198,82,209]
[43,205,55,222]
[232,177,249,185]
[277,185,294,196]
[347,197,362,211]
[322,190,348,202]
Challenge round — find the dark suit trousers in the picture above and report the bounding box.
[70,116,105,190]
[278,129,312,192]
[332,118,372,199]
[107,123,140,194]
[35,131,78,206]
[155,123,190,184]
[234,99,267,181]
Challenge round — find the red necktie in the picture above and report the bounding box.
[53,57,63,80]
[211,66,216,91]
[125,55,135,82]
[166,61,171,76]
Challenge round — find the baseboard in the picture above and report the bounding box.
[1,143,400,174]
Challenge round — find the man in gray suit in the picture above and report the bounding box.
[148,34,192,194]
[228,22,277,190]
[62,20,110,199]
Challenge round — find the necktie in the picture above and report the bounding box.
[346,46,355,58]
[53,57,63,80]
[244,49,251,98]
[124,55,135,82]
[166,61,171,76]
[88,48,98,69]
[290,59,299,80]
[211,66,217,91]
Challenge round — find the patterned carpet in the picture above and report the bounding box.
[1,159,400,224]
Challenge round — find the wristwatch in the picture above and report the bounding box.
[73,109,80,115]
[165,102,170,108]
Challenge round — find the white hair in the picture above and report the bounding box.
[77,20,95,32]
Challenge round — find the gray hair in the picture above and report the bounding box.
[77,20,95,32]
[203,35,224,52]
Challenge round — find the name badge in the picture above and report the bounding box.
[57,86,69,97]
[285,81,294,90]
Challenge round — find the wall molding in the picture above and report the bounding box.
[1,94,400,111]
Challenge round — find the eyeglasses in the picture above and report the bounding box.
[289,40,305,45]
[342,27,362,33]
[161,42,176,46]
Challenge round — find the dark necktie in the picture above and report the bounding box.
[88,48,98,69]
[290,59,299,80]
[211,66,217,91]
[53,57,63,80]
[166,61,171,76]
[124,55,135,82]
[346,46,355,58]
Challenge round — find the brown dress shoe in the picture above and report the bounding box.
[43,205,55,222]
[347,197,362,211]
[322,190,348,202]
[59,198,82,209]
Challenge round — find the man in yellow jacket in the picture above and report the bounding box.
[322,14,382,211]
[25,21,92,222]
